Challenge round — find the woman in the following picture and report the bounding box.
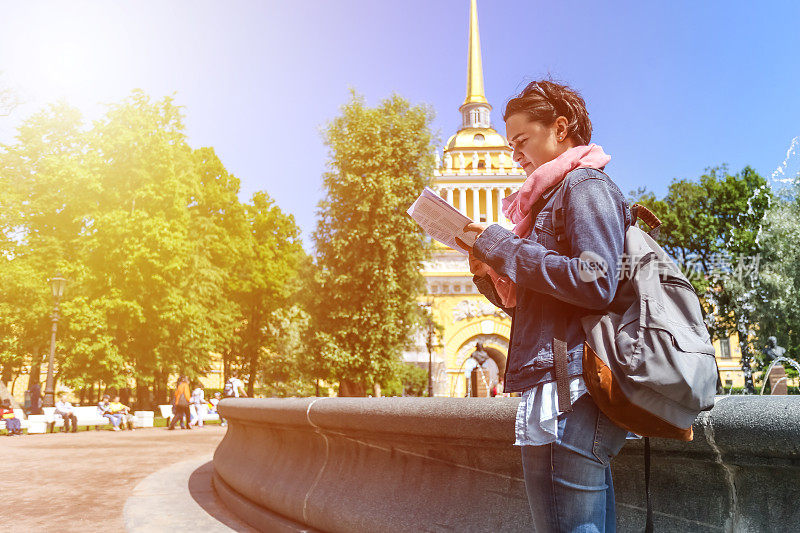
[457,80,632,532]
[168,376,192,430]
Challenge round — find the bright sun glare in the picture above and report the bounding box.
[7,5,128,105]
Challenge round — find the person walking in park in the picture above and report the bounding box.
[168,376,191,430]
[189,383,206,427]
[456,80,632,532]
[1,399,23,436]
[98,395,123,431]
[222,373,247,398]
[54,394,78,433]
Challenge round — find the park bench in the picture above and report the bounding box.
[134,410,154,428]
[42,406,156,431]
[41,406,110,431]
[158,404,220,425]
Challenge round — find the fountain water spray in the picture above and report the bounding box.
[758,356,800,395]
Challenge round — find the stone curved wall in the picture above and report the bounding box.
[213,396,800,532]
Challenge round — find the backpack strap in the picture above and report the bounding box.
[551,181,573,412]
[552,181,568,243]
[631,204,662,240]
[645,437,654,533]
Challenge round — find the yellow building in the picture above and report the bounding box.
[715,332,745,390]
[403,0,525,397]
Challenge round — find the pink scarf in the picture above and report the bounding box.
[486,143,611,308]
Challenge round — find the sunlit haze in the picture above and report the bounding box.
[2,0,800,249]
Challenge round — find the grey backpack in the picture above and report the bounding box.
[550,173,718,430]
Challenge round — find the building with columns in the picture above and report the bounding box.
[404,0,524,397]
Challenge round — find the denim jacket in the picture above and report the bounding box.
[472,168,632,393]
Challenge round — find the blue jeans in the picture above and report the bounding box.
[104,413,122,427]
[4,418,22,434]
[520,392,628,532]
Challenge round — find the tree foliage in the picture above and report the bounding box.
[0,91,307,404]
[309,92,435,396]
[747,190,800,376]
[632,165,775,392]
[633,166,771,338]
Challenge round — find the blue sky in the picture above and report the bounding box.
[1,1,799,249]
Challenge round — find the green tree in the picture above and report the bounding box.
[746,191,800,381]
[71,90,226,399]
[225,191,306,396]
[633,166,771,392]
[0,102,89,392]
[309,92,435,396]
[0,89,309,404]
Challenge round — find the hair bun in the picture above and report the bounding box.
[505,79,592,146]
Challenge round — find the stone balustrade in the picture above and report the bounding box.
[213,396,800,532]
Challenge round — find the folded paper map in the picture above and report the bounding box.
[407,187,477,255]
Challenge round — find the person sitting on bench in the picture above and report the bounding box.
[1,399,22,436]
[98,395,122,431]
[54,394,78,433]
[109,396,135,431]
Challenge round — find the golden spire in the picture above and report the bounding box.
[463,0,488,106]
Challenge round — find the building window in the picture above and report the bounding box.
[720,337,731,359]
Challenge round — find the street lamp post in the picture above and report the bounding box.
[420,302,434,397]
[44,273,67,408]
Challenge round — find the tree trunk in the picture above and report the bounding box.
[153,372,162,406]
[29,344,43,387]
[223,349,231,384]
[136,380,150,411]
[155,369,171,405]
[372,382,382,397]
[1,364,12,389]
[338,378,366,397]
[29,362,41,387]
[247,347,258,397]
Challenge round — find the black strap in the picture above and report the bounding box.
[553,317,572,413]
[551,178,573,413]
[645,437,654,533]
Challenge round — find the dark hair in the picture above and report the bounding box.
[504,80,592,146]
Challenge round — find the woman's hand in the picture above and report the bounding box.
[454,222,490,277]
[454,222,487,253]
[467,253,492,277]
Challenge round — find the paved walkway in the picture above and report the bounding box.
[0,425,253,532]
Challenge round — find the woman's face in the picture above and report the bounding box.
[506,112,571,175]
